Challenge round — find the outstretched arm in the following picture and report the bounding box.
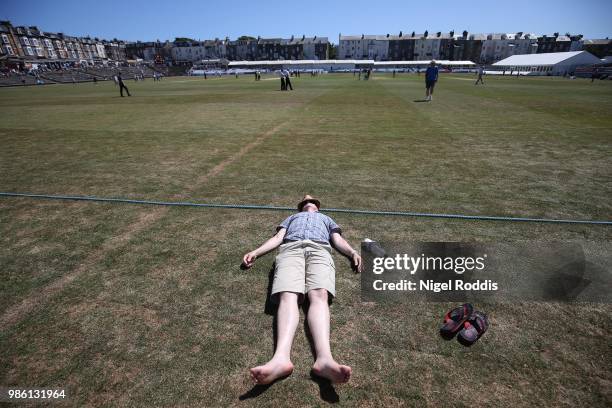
[242,228,286,269]
[330,232,363,273]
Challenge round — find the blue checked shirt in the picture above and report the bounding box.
[278,212,342,244]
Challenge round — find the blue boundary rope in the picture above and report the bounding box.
[0,192,610,225]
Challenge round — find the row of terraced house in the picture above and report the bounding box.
[0,20,331,68]
[338,31,611,64]
[0,21,127,68]
[126,35,330,65]
[2,20,610,69]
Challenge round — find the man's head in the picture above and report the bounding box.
[297,195,321,212]
[430,60,436,66]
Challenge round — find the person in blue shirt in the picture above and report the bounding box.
[242,195,362,385]
[425,60,439,101]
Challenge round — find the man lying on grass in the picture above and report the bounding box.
[242,195,362,384]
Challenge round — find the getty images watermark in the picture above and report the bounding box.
[372,251,495,292]
[361,241,612,303]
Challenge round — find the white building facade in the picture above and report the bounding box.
[338,35,389,60]
[479,33,539,63]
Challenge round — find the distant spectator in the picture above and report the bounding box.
[117,73,131,97]
[284,69,293,90]
[591,67,599,82]
[475,65,485,85]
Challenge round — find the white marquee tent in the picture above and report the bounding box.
[492,51,601,75]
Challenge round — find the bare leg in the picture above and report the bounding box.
[250,292,298,384]
[307,289,351,383]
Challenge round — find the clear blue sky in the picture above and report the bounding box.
[1,0,610,43]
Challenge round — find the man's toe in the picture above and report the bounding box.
[341,366,352,382]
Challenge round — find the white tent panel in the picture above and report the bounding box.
[492,51,599,66]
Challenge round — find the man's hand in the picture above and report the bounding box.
[351,251,363,274]
[330,232,362,274]
[242,251,258,269]
[241,228,286,270]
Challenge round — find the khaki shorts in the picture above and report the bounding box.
[271,240,336,302]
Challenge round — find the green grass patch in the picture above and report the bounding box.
[1,74,611,406]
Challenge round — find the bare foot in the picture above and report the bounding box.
[249,359,294,384]
[312,358,352,383]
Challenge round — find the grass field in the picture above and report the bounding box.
[1,73,611,407]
